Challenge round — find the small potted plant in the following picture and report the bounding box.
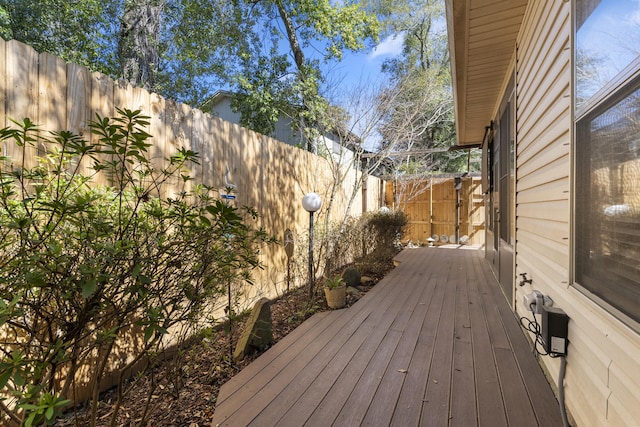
[324,274,346,309]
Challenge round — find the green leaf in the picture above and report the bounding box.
[45,405,54,420]
[25,412,37,427]
[0,369,12,389]
[13,370,26,387]
[143,326,154,343]
[81,278,97,298]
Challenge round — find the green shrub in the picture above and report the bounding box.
[323,275,344,289]
[363,210,407,255]
[341,267,361,287]
[357,210,407,273]
[315,210,406,282]
[0,109,273,426]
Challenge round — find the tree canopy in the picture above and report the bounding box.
[361,0,478,175]
[0,0,379,149]
[0,0,475,173]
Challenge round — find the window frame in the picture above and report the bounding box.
[572,0,640,332]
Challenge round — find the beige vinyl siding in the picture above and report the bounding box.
[515,1,640,425]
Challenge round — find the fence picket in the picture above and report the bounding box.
[0,38,395,404]
[6,40,39,169]
[0,38,385,303]
[1,38,6,168]
[38,53,67,148]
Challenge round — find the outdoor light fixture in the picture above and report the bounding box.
[302,192,322,299]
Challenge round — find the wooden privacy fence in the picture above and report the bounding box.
[0,38,385,301]
[385,176,485,247]
[0,38,385,405]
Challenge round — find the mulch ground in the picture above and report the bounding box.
[57,263,393,427]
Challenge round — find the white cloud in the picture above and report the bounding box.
[369,32,405,60]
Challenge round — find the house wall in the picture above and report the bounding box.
[515,1,640,426]
[209,94,302,147]
[207,95,358,169]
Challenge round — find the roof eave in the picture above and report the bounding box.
[445,0,528,147]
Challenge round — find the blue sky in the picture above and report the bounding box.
[577,0,640,99]
[317,32,405,146]
[322,32,406,95]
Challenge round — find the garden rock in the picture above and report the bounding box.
[233,298,273,361]
[347,286,360,295]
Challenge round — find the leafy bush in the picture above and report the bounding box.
[357,210,407,274]
[0,109,272,426]
[312,210,407,284]
[341,267,361,287]
[363,210,408,256]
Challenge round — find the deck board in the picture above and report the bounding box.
[211,247,564,427]
[389,274,446,426]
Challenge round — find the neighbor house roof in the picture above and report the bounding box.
[445,0,528,146]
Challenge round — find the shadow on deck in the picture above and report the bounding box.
[211,246,563,426]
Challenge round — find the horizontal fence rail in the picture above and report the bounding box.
[0,38,385,405]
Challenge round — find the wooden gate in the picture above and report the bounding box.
[385,176,485,247]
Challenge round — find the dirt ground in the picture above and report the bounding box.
[57,264,392,427]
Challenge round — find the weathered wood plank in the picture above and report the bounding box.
[359,270,438,426]
[66,63,91,137]
[66,62,92,175]
[449,254,477,427]
[217,270,412,425]
[491,289,564,423]
[389,274,446,426]
[148,93,166,192]
[88,71,114,186]
[0,38,6,128]
[214,268,406,424]
[5,40,38,167]
[211,247,563,427]
[328,274,433,425]
[476,253,563,426]
[266,272,422,425]
[272,267,421,423]
[421,254,457,426]
[494,347,539,427]
[468,257,509,427]
[38,53,66,142]
[260,271,426,425]
[215,311,331,404]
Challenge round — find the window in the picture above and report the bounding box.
[575,0,640,328]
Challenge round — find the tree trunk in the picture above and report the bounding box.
[274,0,319,153]
[119,0,163,91]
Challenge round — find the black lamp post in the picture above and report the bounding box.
[454,176,462,244]
[302,192,322,299]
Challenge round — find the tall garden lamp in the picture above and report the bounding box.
[302,192,322,299]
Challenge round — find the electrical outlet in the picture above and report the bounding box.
[523,290,544,314]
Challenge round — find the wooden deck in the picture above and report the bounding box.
[211,246,563,426]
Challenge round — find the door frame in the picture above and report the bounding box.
[486,75,516,306]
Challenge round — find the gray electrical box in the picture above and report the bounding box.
[541,305,569,355]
